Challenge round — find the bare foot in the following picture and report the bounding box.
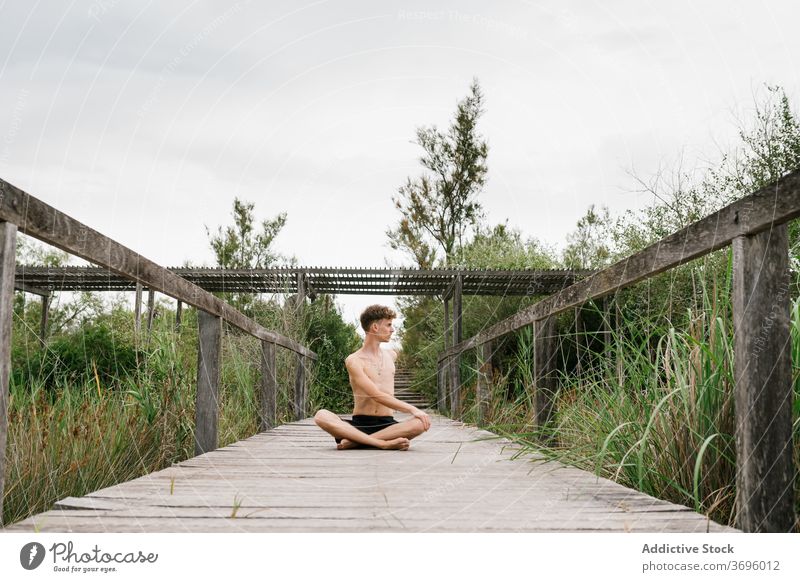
[379,437,410,450]
[336,439,358,450]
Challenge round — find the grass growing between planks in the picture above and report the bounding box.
[460,280,800,529]
[1,315,303,526]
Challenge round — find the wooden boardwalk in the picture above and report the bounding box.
[3,413,737,533]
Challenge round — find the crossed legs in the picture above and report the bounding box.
[313,409,427,450]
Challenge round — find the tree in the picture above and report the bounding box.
[206,198,289,270]
[563,204,613,269]
[205,198,292,313]
[387,78,489,268]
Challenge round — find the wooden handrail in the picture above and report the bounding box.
[438,167,800,361]
[0,178,316,360]
[0,178,317,525]
[435,167,800,533]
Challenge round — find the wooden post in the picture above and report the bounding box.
[39,292,50,345]
[195,310,221,456]
[601,297,611,360]
[146,288,155,335]
[453,273,463,347]
[293,353,307,420]
[449,274,463,419]
[437,358,447,414]
[443,297,451,350]
[0,221,17,525]
[295,270,306,309]
[732,224,795,532]
[476,341,492,426]
[134,282,143,334]
[574,306,583,376]
[533,315,557,441]
[175,300,182,332]
[615,300,624,387]
[260,340,277,431]
[442,296,450,413]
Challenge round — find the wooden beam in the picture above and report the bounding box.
[260,340,277,431]
[293,354,307,420]
[13,280,50,297]
[175,300,182,333]
[39,293,50,346]
[449,274,463,418]
[732,224,795,532]
[134,283,142,335]
[439,168,800,361]
[0,178,316,359]
[195,310,221,456]
[146,288,155,335]
[436,358,447,414]
[295,270,306,309]
[443,297,450,353]
[533,316,557,441]
[0,221,17,525]
[453,273,463,348]
[574,306,583,376]
[12,264,588,296]
[448,355,460,420]
[476,341,492,426]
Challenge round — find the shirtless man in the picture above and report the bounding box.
[313,304,431,450]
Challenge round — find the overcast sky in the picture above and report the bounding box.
[2,0,799,339]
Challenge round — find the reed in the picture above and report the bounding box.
[2,314,294,526]
[463,265,798,527]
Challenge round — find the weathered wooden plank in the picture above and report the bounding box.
[2,411,738,533]
[39,292,50,345]
[436,358,447,414]
[146,287,155,335]
[732,224,795,532]
[0,221,16,525]
[0,178,315,359]
[195,310,221,455]
[293,353,307,421]
[295,270,305,308]
[476,341,492,426]
[3,514,729,533]
[175,299,182,332]
[13,279,49,296]
[134,282,142,334]
[440,168,800,359]
[448,354,461,419]
[449,274,463,418]
[260,340,277,430]
[452,273,463,349]
[533,317,557,439]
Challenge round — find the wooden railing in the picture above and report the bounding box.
[437,168,800,532]
[0,177,317,522]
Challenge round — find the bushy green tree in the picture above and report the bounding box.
[563,205,613,269]
[398,222,559,400]
[387,79,489,268]
[206,198,294,314]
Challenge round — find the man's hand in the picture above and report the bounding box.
[409,406,431,431]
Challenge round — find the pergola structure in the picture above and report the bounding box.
[14,265,591,347]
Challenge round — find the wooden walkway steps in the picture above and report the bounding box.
[394,370,432,409]
[2,413,737,533]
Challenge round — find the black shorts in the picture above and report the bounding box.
[334,415,398,444]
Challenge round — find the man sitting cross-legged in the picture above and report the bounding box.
[313,304,431,450]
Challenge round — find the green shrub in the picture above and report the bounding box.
[11,322,140,390]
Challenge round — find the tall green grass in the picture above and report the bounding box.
[2,313,302,526]
[460,272,799,528]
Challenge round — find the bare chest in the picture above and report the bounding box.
[358,353,396,392]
